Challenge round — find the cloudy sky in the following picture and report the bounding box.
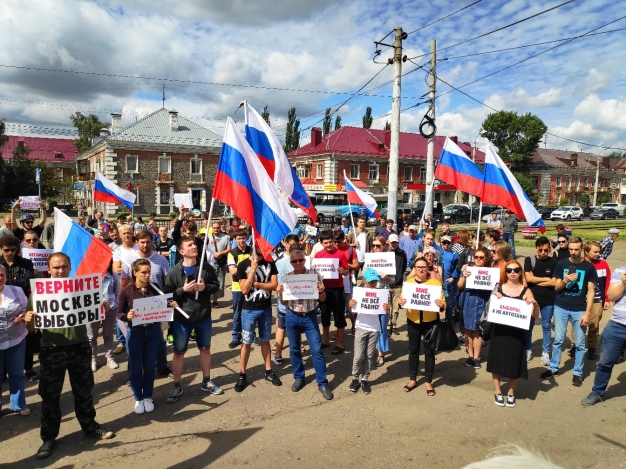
[0,0,624,153]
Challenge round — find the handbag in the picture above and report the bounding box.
[424,313,459,353]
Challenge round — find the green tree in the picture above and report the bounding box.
[70,112,108,153]
[558,196,570,206]
[384,120,391,131]
[606,151,626,159]
[284,107,300,153]
[334,115,342,131]
[261,106,271,127]
[0,118,7,151]
[362,107,373,129]
[2,144,59,200]
[481,110,547,173]
[576,192,590,206]
[323,108,332,135]
[596,192,611,204]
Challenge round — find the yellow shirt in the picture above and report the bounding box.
[404,277,446,324]
[227,246,251,292]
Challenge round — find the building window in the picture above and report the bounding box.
[126,155,138,173]
[420,167,426,182]
[296,164,311,179]
[158,154,171,173]
[160,189,170,205]
[350,164,359,179]
[54,168,64,179]
[565,176,570,189]
[531,176,539,187]
[316,163,323,180]
[369,164,379,183]
[402,192,410,203]
[190,156,202,175]
[404,167,413,181]
[556,176,561,187]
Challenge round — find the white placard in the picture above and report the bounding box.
[30,274,104,329]
[351,286,389,315]
[401,282,442,312]
[21,248,53,270]
[174,193,193,209]
[132,294,174,326]
[19,196,41,210]
[487,295,533,330]
[465,266,500,290]
[363,252,396,275]
[282,274,319,301]
[311,258,339,279]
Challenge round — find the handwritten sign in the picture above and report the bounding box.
[401,282,442,312]
[132,294,174,326]
[487,295,533,330]
[465,266,500,290]
[21,248,53,270]
[363,252,396,275]
[351,287,389,315]
[174,193,193,209]
[311,258,339,279]
[282,274,319,301]
[30,274,103,329]
[19,196,41,210]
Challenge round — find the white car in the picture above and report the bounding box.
[550,206,583,221]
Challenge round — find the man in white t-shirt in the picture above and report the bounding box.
[347,216,372,278]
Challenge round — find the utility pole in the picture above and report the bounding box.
[593,155,601,206]
[424,39,436,217]
[162,84,166,109]
[386,27,404,231]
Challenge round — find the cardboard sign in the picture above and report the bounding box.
[401,282,442,312]
[363,252,396,275]
[465,266,500,290]
[21,248,53,270]
[132,294,174,326]
[487,295,533,330]
[30,274,104,329]
[351,287,389,315]
[311,258,339,279]
[19,196,41,210]
[174,193,193,209]
[282,274,319,301]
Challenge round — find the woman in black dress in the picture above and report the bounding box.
[486,259,539,408]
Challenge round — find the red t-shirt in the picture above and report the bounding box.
[314,247,348,289]
[337,244,358,269]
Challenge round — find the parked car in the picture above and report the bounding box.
[364,205,413,226]
[601,203,625,217]
[550,206,584,221]
[537,206,557,220]
[410,201,443,223]
[442,205,473,224]
[589,208,619,220]
[582,206,600,218]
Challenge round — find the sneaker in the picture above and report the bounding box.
[166,385,183,403]
[271,355,283,366]
[540,369,559,379]
[234,374,248,392]
[134,400,145,414]
[37,440,55,459]
[189,330,196,342]
[113,343,126,355]
[107,357,119,369]
[348,328,355,336]
[567,346,576,357]
[541,352,550,366]
[201,380,224,395]
[253,337,261,346]
[157,366,173,378]
[143,398,155,412]
[361,380,371,394]
[91,359,97,373]
[228,338,242,349]
[587,348,597,360]
[506,394,516,408]
[526,350,533,362]
[349,379,361,392]
[166,334,174,345]
[86,428,115,439]
[494,393,505,407]
[265,370,282,386]
[473,359,481,369]
[581,392,603,406]
[465,357,474,367]
[24,369,39,381]
[572,375,583,387]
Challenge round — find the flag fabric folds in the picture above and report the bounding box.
[53,208,113,277]
[481,144,546,232]
[243,101,317,222]
[214,117,297,259]
[344,171,379,218]
[93,171,136,210]
[434,137,485,198]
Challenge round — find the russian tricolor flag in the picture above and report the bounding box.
[243,102,317,222]
[53,208,113,276]
[344,171,379,218]
[214,118,297,259]
[93,172,136,210]
[482,144,546,232]
[434,137,484,198]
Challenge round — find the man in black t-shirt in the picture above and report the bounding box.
[234,245,281,392]
[524,236,558,366]
[10,198,47,241]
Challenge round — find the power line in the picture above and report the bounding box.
[405,0,484,36]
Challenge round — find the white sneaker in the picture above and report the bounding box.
[541,352,550,366]
[143,398,154,413]
[134,400,145,414]
[107,357,119,369]
[526,350,533,363]
[91,359,97,373]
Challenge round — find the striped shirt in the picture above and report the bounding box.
[599,235,614,260]
[282,269,323,313]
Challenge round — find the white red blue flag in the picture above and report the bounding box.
[93,171,136,210]
[53,208,113,277]
[482,144,546,232]
[434,137,484,198]
[343,171,379,218]
[243,101,317,222]
[214,118,297,259]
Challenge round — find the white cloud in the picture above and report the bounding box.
[574,94,626,131]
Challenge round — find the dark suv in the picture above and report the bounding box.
[411,201,443,223]
[443,205,472,224]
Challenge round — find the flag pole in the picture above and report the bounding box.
[251,227,257,261]
[475,201,483,249]
[344,171,356,234]
[195,197,215,300]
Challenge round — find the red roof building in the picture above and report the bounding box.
[1,135,77,179]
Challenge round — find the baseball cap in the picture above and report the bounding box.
[441,235,452,243]
[362,268,381,283]
[408,224,418,231]
[388,234,399,243]
[608,228,620,235]
[19,214,35,222]
[341,218,347,222]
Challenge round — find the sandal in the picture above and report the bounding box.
[19,408,31,416]
[426,388,436,397]
[331,346,344,355]
[376,356,385,367]
[403,381,417,392]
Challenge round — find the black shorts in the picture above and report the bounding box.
[320,287,347,329]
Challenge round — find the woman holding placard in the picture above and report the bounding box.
[370,237,391,367]
[486,260,539,408]
[304,218,318,255]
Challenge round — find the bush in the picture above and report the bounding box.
[117,211,131,219]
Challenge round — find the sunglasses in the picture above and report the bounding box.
[372,244,383,247]
[22,221,34,224]
[474,255,486,260]
[558,240,567,244]
[290,259,305,264]
[505,267,522,274]
[442,241,451,244]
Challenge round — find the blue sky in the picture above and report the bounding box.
[0,0,624,153]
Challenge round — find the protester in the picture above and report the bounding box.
[369,237,391,366]
[501,211,518,258]
[438,222,457,245]
[439,235,459,321]
[207,220,231,308]
[379,218,396,241]
[10,198,47,241]
[227,228,252,349]
[304,217,318,255]
[340,218,352,235]
[0,216,14,237]
[398,225,420,268]
[25,253,115,460]
[416,246,442,282]
[553,236,570,261]
[155,226,174,258]
[582,241,610,361]
[451,229,469,254]
[347,216,372,279]
[425,213,437,230]
[332,230,359,336]
[133,216,146,235]
[491,241,513,274]
[487,260,539,407]
[387,233,407,338]
[487,212,501,231]
[599,228,619,260]
[374,216,387,237]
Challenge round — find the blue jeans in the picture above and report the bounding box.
[126,325,161,401]
[156,335,168,371]
[539,304,555,354]
[378,314,389,354]
[116,318,126,346]
[241,308,272,345]
[524,316,536,352]
[442,281,457,321]
[549,305,587,376]
[285,311,328,387]
[172,316,213,353]
[592,320,626,397]
[0,338,27,411]
[503,233,516,257]
[232,291,243,342]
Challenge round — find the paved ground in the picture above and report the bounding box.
[1,244,626,468]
